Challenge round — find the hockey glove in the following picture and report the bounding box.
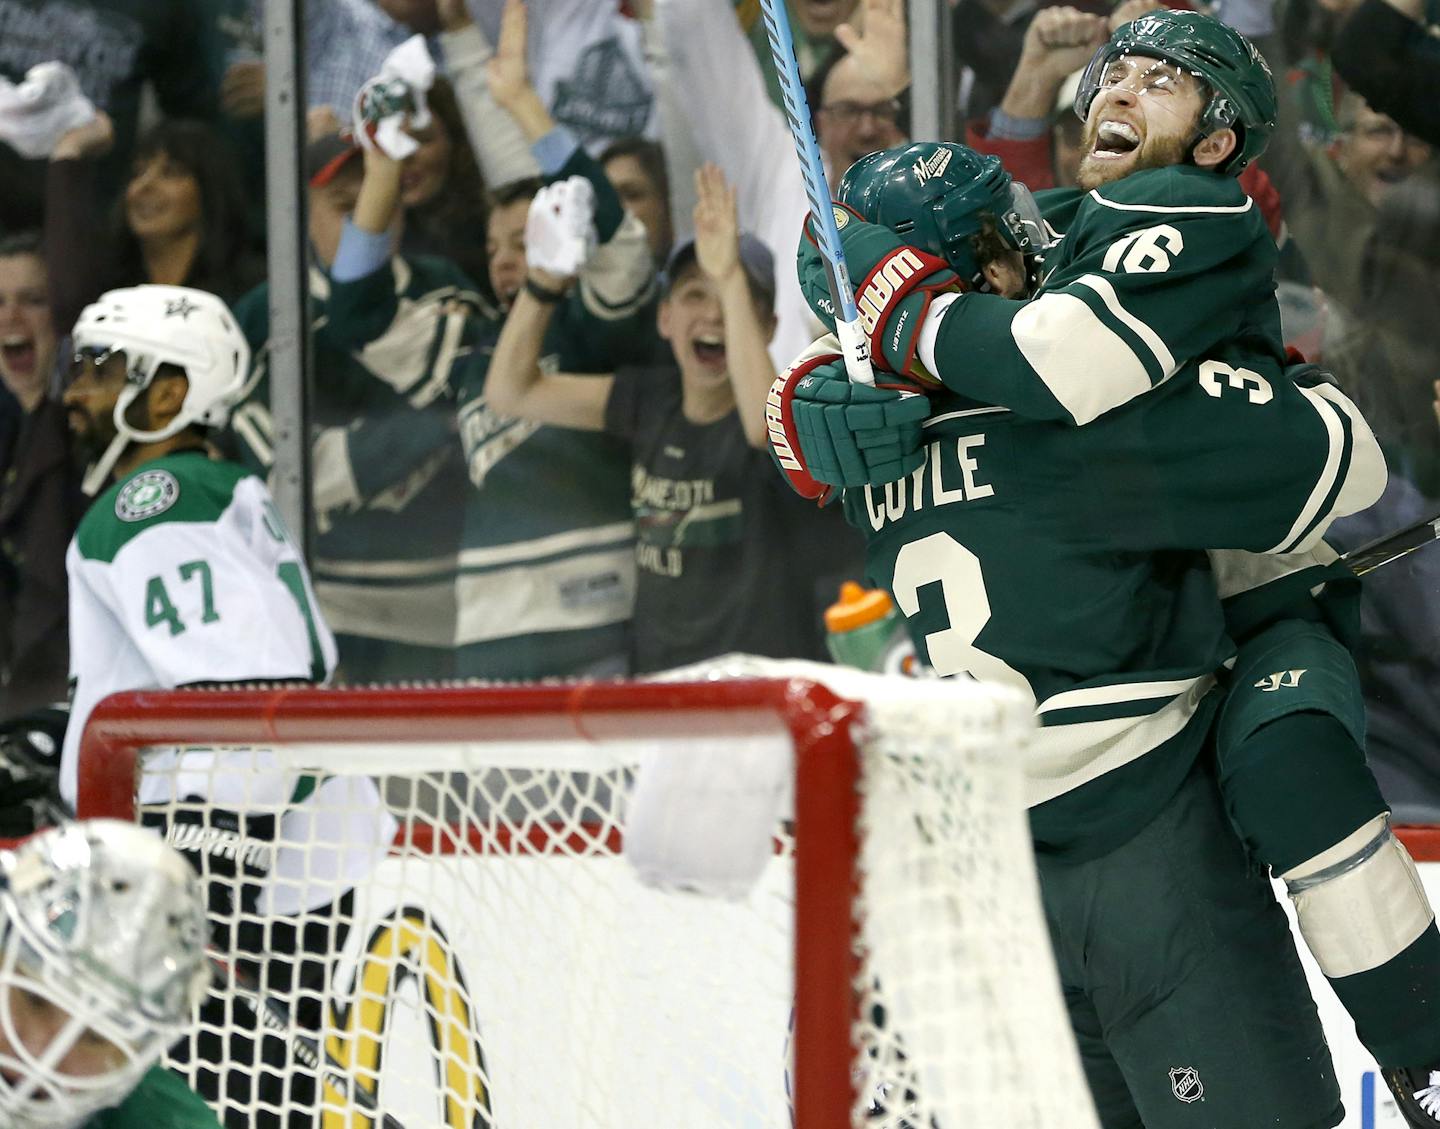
[797,205,963,379]
[767,348,930,501]
[0,706,67,836]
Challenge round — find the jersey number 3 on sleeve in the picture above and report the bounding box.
[891,532,1033,694]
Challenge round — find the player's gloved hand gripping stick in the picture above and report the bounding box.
[757,0,935,501]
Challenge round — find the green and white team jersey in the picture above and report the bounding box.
[63,450,335,805]
[842,348,1386,857]
[921,166,1280,426]
[63,451,394,914]
[89,1065,220,1129]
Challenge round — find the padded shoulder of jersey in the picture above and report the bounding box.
[76,452,251,565]
[1087,166,1253,215]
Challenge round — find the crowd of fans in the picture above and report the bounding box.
[0,0,1436,811]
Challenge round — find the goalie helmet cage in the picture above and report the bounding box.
[75,659,1100,1129]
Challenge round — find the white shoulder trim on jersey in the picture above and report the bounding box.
[1035,673,1207,715]
[1088,190,1255,215]
[922,405,1010,429]
[1024,675,1216,808]
[1010,288,1152,424]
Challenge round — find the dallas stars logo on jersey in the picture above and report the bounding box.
[115,470,180,522]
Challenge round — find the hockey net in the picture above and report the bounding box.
[75,657,1099,1129]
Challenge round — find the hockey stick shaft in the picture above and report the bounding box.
[214,955,409,1129]
[1340,510,1440,577]
[756,0,875,385]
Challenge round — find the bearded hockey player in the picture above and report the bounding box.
[766,13,1440,1125]
[786,133,1440,1127]
[0,820,215,1129]
[59,284,394,1129]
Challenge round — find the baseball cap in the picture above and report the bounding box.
[663,232,776,306]
[306,132,363,188]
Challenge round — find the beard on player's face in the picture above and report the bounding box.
[1077,115,1197,190]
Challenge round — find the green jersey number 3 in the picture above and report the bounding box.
[891,532,1034,694]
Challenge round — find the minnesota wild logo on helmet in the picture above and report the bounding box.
[836,142,1046,286]
[1075,9,1277,174]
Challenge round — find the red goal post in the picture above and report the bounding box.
[74,661,1097,1129]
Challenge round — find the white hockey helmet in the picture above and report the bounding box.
[0,821,209,1129]
[71,285,250,494]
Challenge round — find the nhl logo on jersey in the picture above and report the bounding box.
[1168,1066,1204,1104]
[115,469,180,522]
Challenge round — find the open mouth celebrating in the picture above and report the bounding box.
[1092,120,1142,161]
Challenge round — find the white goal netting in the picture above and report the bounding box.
[77,658,1100,1129]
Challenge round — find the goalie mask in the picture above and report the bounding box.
[1074,9,1277,174]
[0,821,209,1129]
[70,285,251,495]
[837,142,1049,290]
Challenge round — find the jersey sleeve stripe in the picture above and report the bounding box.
[1071,274,1178,379]
[1010,290,1152,424]
[231,403,274,467]
[1036,673,1209,715]
[1267,383,1349,554]
[1023,676,1216,808]
[1087,190,1256,215]
[1308,382,1388,527]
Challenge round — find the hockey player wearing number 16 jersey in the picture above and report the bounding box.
[772,14,1440,1124]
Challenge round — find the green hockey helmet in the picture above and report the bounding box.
[1074,9,1277,174]
[836,142,1049,288]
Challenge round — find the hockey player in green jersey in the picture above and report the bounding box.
[0,819,216,1129]
[770,15,1440,1121]
[773,141,1440,1129]
[777,302,1384,1126]
[771,46,1440,1117]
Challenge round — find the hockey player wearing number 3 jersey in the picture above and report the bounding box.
[57,285,395,1129]
[769,11,1440,1127]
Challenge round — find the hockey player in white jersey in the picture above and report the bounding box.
[60,283,332,808]
[0,819,217,1129]
[59,284,394,1129]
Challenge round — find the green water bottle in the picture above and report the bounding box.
[825,582,915,673]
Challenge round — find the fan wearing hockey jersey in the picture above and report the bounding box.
[766,21,1435,1125]
[0,820,216,1129]
[59,284,394,1129]
[486,165,835,670]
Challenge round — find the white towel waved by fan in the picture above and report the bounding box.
[351,34,435,161]
[525,177,597,279]
[0,62,95,159]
